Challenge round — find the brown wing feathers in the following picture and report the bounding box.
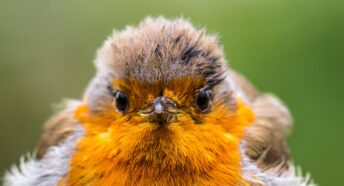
[231,70,293,172]
[36,102,78,159]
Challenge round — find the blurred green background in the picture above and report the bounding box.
[1,0,343,185]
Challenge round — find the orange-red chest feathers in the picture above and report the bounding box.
[65,97,255,186]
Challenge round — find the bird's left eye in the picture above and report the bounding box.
[114,91,129,113]
[195,90,211,112]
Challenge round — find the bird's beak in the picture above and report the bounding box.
[139,96,178,124]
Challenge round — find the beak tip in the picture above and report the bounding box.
[154,102,164,114]
[142,96,178,124]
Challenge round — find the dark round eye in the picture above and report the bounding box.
[114,91,129,113]
[196,90,211,112]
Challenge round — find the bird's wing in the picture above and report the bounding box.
[230,70,293,172]
[36,100,81,159]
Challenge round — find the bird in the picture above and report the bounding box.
[4,17,314,186]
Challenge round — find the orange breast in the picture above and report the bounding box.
[64,98,255,186]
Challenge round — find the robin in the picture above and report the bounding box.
[4,17,314,186]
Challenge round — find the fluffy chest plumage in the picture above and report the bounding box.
[3,121,309,186]
[64,101,254,186]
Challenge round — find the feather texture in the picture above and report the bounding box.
[3,17,314,186]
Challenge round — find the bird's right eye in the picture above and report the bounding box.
[114,91,129,113]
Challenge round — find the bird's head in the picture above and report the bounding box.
[70,17,255,184]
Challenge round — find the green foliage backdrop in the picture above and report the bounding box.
[1,0,343,185]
